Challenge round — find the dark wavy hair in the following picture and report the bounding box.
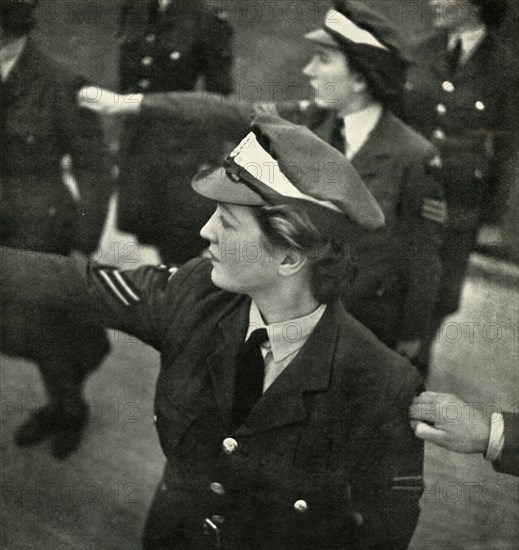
[470,0,508,26]
[252,204,357,304]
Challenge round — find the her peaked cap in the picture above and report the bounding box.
[192,112,385,238]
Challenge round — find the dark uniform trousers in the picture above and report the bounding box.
[402,31,518,321]
[0,40,112,415]
[137,95,444,349]
[1,253,424,549]
[117,0,234,263]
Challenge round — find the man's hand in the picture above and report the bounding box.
[421,198,448,225]
[395,339,421,360]
[77,86,143,116]
[409,392,491,454]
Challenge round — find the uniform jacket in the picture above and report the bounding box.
[141,94,444,344]
[117,0,234,259]
[0,252,424,549]
[402,30,517,231]
[493,412,519,478]
[0,39,112,255]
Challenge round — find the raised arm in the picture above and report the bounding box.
[78,87,253,144]
[0,247,178,349]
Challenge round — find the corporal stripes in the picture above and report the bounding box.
[94,267,141,306]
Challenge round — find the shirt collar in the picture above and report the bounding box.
[342,103,383,159]
[448,25,486,63]
[246,301,327,362]
[0,36,27,81]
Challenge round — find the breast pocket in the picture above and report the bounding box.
[5,113,59,172]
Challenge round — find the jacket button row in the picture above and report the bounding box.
[141,56,153,66]
[209,482,225,496]
[293,499,308,513]
[475,101,485,111]
[432,128,446,142]
[170,51,181,61]
[442,81,455,93]
[436,103,447,115]
[222,437,238,454]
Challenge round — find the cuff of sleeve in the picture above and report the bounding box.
[485,412,505,462]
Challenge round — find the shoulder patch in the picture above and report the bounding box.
[94,267,141,306]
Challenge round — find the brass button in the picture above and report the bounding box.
[26,134,34,144]
[138,79,151,89]
[209,482,225,496]
[222,437,238,455]
[404,81,415,91]
[294,499,308,513]
[145,33,156,43]
[170,51,181,61]
[432,128,446,141]
[442,81,455,93]
[474,168,483,179]
[436,103,447,115]
[152,414,157,423]
[475,101,485,111]
[141,56,153,66]
[161,482,167,492]
[48,206,57,216]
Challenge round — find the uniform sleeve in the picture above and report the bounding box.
[493,412,519,477]
[0,247,184,349]
[480,79,518,225]
[54,75,113,255]
[141,92,253,143]
[199,9,234,95]
[351,371,425,550]
[399,150,444,342]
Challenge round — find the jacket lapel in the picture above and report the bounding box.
[351,109,392,178]
[206,297,251,426]
[1,39,38,106]
[235,302,341,436]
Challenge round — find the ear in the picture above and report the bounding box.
[278,248,308,277]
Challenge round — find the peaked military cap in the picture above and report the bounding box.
[304,0,408,104]
[192,112,384,239]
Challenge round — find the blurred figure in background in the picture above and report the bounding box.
[82,0,444,365]
[402,0,518,370]
[117,0,234,263]
[0,0,112,459]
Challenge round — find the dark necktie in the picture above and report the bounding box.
[330,116,346,155]
[447,38,462,77]
[230,328,268,430]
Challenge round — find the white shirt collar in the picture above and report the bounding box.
[0,36,27,81]
[448,25,486,65]
[342,103,383,160]
[246,301,327,363]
